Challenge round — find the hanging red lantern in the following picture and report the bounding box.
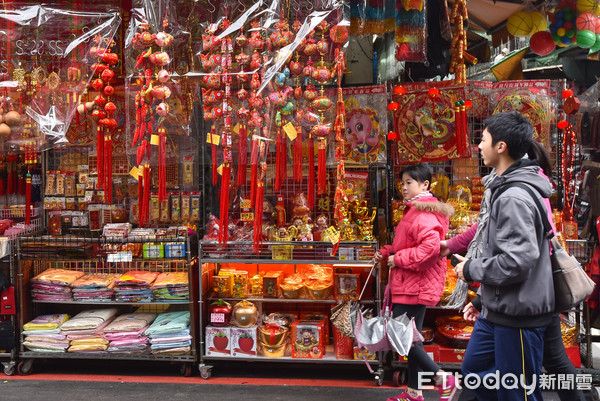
[557,120,569,129]
[394,86,406,95]
[387,131,398,140]
[428,87,440,98]
[388,101,398,111]
[562,89,574,99]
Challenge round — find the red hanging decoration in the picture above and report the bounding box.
[25,171,31,226]
[275,129,282,191]
[96,126,104,189]
[104,129,112,203]
[158,127,167,202]
[293,125,302,182]
[308,135,315,210]
[317,139,327,194]
[253,181,264,254]
[218,165,231,246]
[142,164,151,226]
[138,167,144,226]
[250,135,259,207]
[210,124,218,186]
[237,123,247,186]
[279,127,287,186]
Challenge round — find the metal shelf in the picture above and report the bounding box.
[20,351,196,362]
[203,354,379,364]
[200,258,374,265]
[206,296,375,304]
[32,300,192,306]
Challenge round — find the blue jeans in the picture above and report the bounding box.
[461,317,546,401]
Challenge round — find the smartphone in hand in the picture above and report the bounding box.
[450,254,461,267]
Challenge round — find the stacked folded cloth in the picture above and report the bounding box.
[60,308,118,353]
[113,271,159,302]
[70,273,119,302]
[31,269,85,301]
[22,314,70,352]
[151,272,189,301]
[145,311,191,355]
[103,312,156,354]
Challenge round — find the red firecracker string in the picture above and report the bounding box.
[253,182,264,254]
[237,123,247,186]
[308,136,315,210]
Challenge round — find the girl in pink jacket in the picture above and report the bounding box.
[373,164,456,401]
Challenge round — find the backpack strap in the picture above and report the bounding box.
[491,182,554,240]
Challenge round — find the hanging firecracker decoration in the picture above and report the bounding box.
[453,99,470,156]
[449,0,477,86]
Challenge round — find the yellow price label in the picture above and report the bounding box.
[325,226,340,244]
[129,166,140,180]
[217,164,224,176]
[206,133,221,146]
[232,123,241,135]
[240,199,251,209]
[150,134,160,146]
[241,212,254,222]
[283,122,298,141]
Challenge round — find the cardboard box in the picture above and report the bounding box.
[335,273,360,301]
[262,271,284,298]
[438,345,466,363]
[231,326,257,357]
[213,273,232,298]
[205,326,231,356]
[143,243,164,259]
[291,320,325,359]
[164,243,186,258]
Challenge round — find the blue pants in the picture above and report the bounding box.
[461,317,546,401]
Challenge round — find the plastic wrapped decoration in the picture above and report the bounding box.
[0,5,120,154]
[125,1,199,227]
[189,0,349,251]
[395,0,427,62]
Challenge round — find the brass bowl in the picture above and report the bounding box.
[257,325,289,346]
[280,284,303,299]
[306,283,333,300]
[259,342,288,358]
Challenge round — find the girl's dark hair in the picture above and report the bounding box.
[527,140,552,178]
[399,164,432,189]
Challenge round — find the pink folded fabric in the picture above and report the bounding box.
[109,337,149,347]
[103,326,149,341]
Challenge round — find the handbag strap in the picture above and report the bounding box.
[491,182,555,243]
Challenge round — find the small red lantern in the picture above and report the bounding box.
[394,86,406,95]
[562,89,574,99]
[557,120,569,129]
[388,101,399,111]
[428,87,440,98]
[387,131,398,140]
[464,100,472,109]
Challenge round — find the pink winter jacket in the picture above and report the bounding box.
[380,195,455,306]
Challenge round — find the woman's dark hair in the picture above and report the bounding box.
[527,140,552,178]
[399,164,432,189]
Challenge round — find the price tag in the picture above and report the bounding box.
[150,134,159,146]
[325,226,340,244]
[206,133,221,146]
[217,164,224,175]
[283,122,298,141]
[129,166,140,180]
[241,212,254,222]
[107,251,133,262]
[241,199,251,209]
[211,313,226,323]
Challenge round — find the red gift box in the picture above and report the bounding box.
[333,326,353,359]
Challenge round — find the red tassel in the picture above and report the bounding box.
[158,127,167,202]
[97,126,104,189]
[293,127,302,182]
[6,159,14,195]
[138,167,144,226]
[143,164,151,226]
[0,173,5,197]
[250,135,259,207]
[25,172,31,226]
[275,131,282,191]
[253,182,264,254]
[308,136,315,210]
[218,165,231,246]
[237,124,247,186]
[317,139,327,195]
[461,105,469,154]
[210,124,218,186]
[104,130,112,204]
[18,169,25,196]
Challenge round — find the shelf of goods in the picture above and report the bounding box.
[198,240,386,385]
[16,235,197,377]
[0,240,17,376]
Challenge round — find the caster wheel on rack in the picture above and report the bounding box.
[180,363,192,377]
[3,365,15,376]
[199,366,212,380]
[393,369,407,387]
[17,360,33,376]
[374,369,384,386]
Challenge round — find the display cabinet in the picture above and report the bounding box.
[16,235,197,376]
[198,240,385,385]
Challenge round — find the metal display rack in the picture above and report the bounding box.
[16,235,197,376]
[198,240,386,385]
[0,240,17,376]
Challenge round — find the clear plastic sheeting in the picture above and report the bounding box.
[0,4,120,152]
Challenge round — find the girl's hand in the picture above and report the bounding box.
[439,240,451,258]
[371,251,383,265]
[387,255,395,269]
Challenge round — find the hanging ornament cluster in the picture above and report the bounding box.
[547,0,600,51]
[79,34,119,205]
[131,17,174,226]
[449,0,477,86]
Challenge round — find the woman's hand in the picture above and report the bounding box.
[371,251,383,265]
[387,255,395,269]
